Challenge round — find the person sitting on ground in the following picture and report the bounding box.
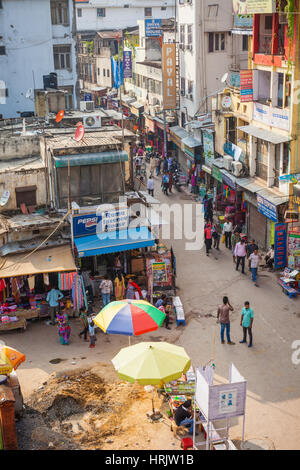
[174,399,194,435]
[265,244,275,270]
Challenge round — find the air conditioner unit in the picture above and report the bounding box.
[80,100,95,112]
[188,93,193,100]
[83,115,101,128]
[232,161,243,177]
[180,90,185,96]
[224,155,234,171]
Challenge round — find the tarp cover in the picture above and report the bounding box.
[0,245,76,278]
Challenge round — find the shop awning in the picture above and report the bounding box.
[0,245,76,278]
[237,125,292,145]
[182,136,202,148]
[237,177,289,205]
[53,151,128,168]
[74,227,155,258]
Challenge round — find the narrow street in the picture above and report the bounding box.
[2,171,300,450]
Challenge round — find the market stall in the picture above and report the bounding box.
[146,245,176,305]
[0,245,83,332]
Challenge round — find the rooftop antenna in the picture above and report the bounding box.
[221,72,229,85]
[74,124,87,144]
[0,190,10,207]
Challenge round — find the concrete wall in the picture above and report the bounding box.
[0,167,47,211]
[0,0,77,118]
[0,135,41,160]
[76,0,175,32]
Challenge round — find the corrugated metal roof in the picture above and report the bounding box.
[182,136,202,148]
[238,125,292,145]
[48,134,121,150]
[169,126,189,140]
[54,150,128,168]
[237,177,289,206]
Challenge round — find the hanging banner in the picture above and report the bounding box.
[233,0,276,14]
[202,130,214,167]
[240,70,253,102]
[123,50,132,79]
[257,194,278,222]
[274,223,287,269]
[162,43,176,110]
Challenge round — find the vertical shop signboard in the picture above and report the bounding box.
[123,50,132,78]
[162,43,176,110]
[203,130,215,167]
[240,70,253,102]
[274,223,287,269]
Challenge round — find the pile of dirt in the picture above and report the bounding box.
[18,364,178,450]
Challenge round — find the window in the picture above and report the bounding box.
[97,8,105,17]
[242,35,248,52]
[50,0,69,25]
[180,24,185,45]
[0,46,6,55]
[208,32,225,52]
[277,72,284,108]
[15,186,37,208]
[0,1,3,9]
[145,7,152,17]
[265,15,273,30]
[208,4,219,17]
[107,69,110,77]
[77,8,82,18]
[103,69,106,77]
[97,68,100,75]
[161,6,167,10]
[181,77,186,95]
[187,25,193,45]
[124,4,129,7]
[53,45,71,70]
[188,80,193,95]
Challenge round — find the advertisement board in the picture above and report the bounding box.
[233,0,276,15]
[162,44,176,110]
[274,223,288,269]
[202,130,214,167]
[288,232,300,270]
[253,102,290,131]
[145,19,162,37]
[257,194,278,222]
[240,70,253,102]
[123,50,132,78]
[73,209,129,237]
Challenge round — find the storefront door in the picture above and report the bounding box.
[249,204,266,249]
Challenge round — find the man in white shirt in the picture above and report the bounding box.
[223,219,233,250]
[249,249,262,286]
[147,175,155,197]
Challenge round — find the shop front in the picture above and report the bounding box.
[169,126,189,172]
[0,245,82,332]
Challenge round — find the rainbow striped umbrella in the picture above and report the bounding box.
[94,300,166,337]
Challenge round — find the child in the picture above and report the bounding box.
[79,308,89,341]
[89,319,96,348]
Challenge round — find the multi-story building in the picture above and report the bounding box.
[74,0,175,32]
[0,0,78,118]
[211,1,300,250]
[177,0,249,124]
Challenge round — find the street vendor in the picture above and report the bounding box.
[174,399,194,435]
[46,286,64,325]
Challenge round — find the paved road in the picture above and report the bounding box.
[150,170,300,450]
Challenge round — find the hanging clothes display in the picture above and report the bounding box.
[59,272,77,291]
[43,273,49,286]
[71,273,88,312]
[28,276,35,290]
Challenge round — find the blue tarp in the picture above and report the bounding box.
[74,226,155,258]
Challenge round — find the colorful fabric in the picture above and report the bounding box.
[114,276,125,301]
[71,274,88,313]
[59,272,76,291]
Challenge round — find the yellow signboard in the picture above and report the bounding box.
[162,43,176,110]
[233,0,276,14]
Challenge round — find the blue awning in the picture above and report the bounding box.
[54,151,128,168]
[74,226,155,258]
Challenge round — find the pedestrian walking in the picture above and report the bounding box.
[203,194,209,220]
[204,222,213,256]
[212,223,221,250]
[231,231,240,263]
[248,248,262,286]
[78,307,89,341]
[223,219,233,249]
[217,296,235,345]
[155,155,161,176]
[46,285,64,325]
[99,275,113,307]
[88,319,97,348]
[56,309,71,345]
[240,301,254,348]
[206,198,213,223]
[150,156,156,175]
[82,270,94,304]
[147,175,154,197]
[163,158,168,173]
[235,239,247,274]
[162,173,169,195]
[168,171,173,193]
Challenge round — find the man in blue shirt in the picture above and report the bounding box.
[240,301,254,348]
[155,294,166,309]
[47,286,64,325]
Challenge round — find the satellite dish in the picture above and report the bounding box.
[55,110,65,123]
[74,125,85,142]
[25,88,33,99]
[221,73,229,84]
[75,121,83,127]
[0,190,10,207]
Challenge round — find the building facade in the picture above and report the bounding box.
[0,0,78,118]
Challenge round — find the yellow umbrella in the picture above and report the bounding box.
[112,342,191,412]
[0,345,26,375]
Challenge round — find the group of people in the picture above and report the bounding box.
[217,296,254,348]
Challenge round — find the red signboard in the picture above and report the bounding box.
[240,70,253,102]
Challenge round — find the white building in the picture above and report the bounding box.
[177,0,249,124]
[75,0,175,32]
[0,0,77,118]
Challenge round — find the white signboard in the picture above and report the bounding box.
[253,102,290,131]
[219,389,237,415]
